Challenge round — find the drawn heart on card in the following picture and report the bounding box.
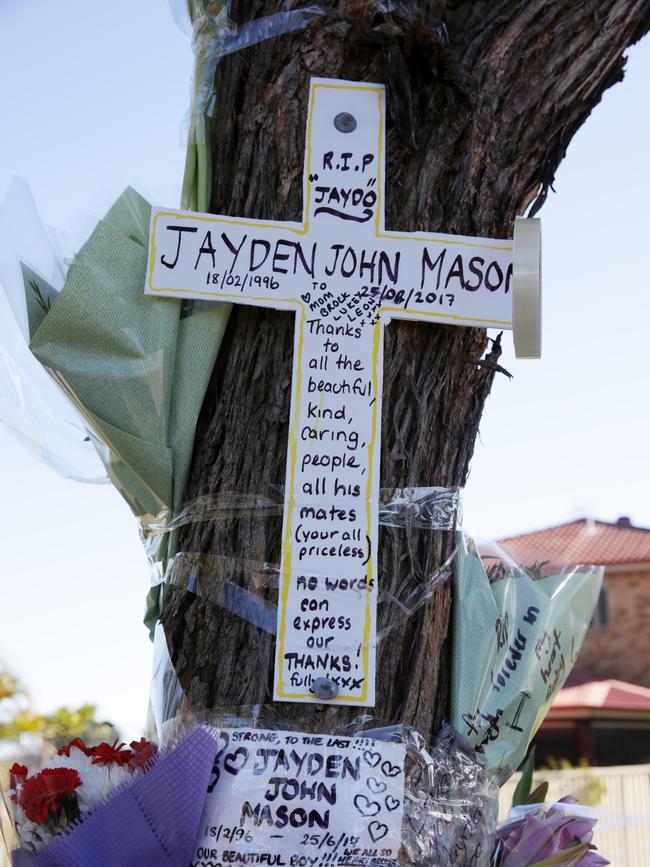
[368,821,389,843]
[385,795,400,812]
[354,794,381,817]
[381,760,401,778]
[224,747,248,775]
[301,292,311,304]
[367,776,387,795]
[215,731,230,753]
[363,750,382,768]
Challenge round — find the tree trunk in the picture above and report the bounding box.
[161,0,650,744]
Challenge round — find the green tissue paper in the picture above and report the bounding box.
[27,188,230,629]
[451,533,603,783]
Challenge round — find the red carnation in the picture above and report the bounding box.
[91,740,132,767]
[9,763,28,787]
[128,738,156,770]
[18,768,81,825]
[57,737,94,758]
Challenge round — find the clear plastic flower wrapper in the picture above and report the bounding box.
[450,533,604,785]
[0,727,218,866]
[0,178,107,483]
[0,184,226,522]
[0,182,232,634]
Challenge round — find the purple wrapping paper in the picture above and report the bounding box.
[12,727,216,866]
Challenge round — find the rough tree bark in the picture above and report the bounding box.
[161,0,650,743]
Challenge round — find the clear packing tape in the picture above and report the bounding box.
[141,483,460,574]
[146,485,460,733]
[173,1,329,211]
[141,484,460,534]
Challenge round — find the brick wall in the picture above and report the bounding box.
[573,567,650,687]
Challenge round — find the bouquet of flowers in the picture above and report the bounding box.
[7,737,156,853]
[2,726,217,866]
[491,752,609,867]
[494,797,608,867]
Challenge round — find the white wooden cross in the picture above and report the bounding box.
[146,77,541,707]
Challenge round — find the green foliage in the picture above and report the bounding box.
[181,0,227,213]
[0,671,22,702]
[512,746,536,807]
[0,666,118,751]
[0,705,117,748]
[524,781,549,805]
[486,560,551,583]
[28,278,51,314]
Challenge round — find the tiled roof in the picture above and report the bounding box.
[499,518,650,567]
[550,679,650,712]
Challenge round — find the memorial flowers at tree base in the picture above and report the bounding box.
[2,726,217,865]
[7,737,156,853]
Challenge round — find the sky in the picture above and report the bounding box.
[0,0,648,737]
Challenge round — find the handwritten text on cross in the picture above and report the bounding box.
[147,79,516,706]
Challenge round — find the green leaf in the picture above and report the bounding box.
[512,746,536,807]
[29,278,51,314]
[524,781,549,805]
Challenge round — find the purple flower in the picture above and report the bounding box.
[496,797,609,866]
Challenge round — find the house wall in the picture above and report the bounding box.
[573,567,650,687]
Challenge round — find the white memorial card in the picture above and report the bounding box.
[193,728,406,867]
